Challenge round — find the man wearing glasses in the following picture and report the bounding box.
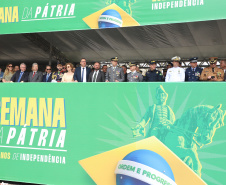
[43,65,52,82]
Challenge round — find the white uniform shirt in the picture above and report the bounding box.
[165,67,185,82]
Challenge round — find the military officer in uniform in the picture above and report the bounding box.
[127,63,143,82]
[200,57,224,81]
[185,57,203,81]
[220,60,226,81]
[105,57,125,82]
[165,56,185,82]
[144,61,163,82]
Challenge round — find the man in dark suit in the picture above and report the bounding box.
[28,63,43,82]
[43,65,52,82]
[11,63,29,82]
[88,62,105,82]
[74,58,91,82]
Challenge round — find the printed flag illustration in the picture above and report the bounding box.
[83,3,140,29]
[79,136,207,185]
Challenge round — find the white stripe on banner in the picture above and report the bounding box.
[115,160,177,185]
[98,15,123,27]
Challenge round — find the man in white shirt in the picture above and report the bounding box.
[88,62,105,82]
[165,56,185,82]
[73,58,91,82]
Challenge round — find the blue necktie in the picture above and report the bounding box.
[18,72,23,82]
[46,74,49,82]
[81,68,85,82]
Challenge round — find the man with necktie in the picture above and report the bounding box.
[43,65,52,82]
[220,60,226,81]
[28,63,43,82]
[200,57,224,81]
[88,62,105,82]
[74,58,91,82]
[10,63,29,82]
[105,57,125,82]
[185,57,203,81]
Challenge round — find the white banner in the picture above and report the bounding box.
[98,15,123,27]
[115,160,177,185]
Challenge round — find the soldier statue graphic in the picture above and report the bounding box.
[132,85,175,141]
[132,85,225,177]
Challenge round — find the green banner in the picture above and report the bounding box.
[1,0,226,35]
[0,83,225,185]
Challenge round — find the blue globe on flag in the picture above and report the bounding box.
[115,150,177,185]
[98,9,123,29]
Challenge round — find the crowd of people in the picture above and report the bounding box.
[0,56,225,83]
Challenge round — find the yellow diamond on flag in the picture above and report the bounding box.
[79,136,207,185]
[83,3,140,29]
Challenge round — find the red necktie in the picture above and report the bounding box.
[32,72,36,78]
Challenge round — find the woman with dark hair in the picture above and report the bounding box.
[2,63,15,82]
[62,63,74,82]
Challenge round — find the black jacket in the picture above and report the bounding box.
[88,70,105,82]
[11,70,29,82]
[144,69,163,82]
